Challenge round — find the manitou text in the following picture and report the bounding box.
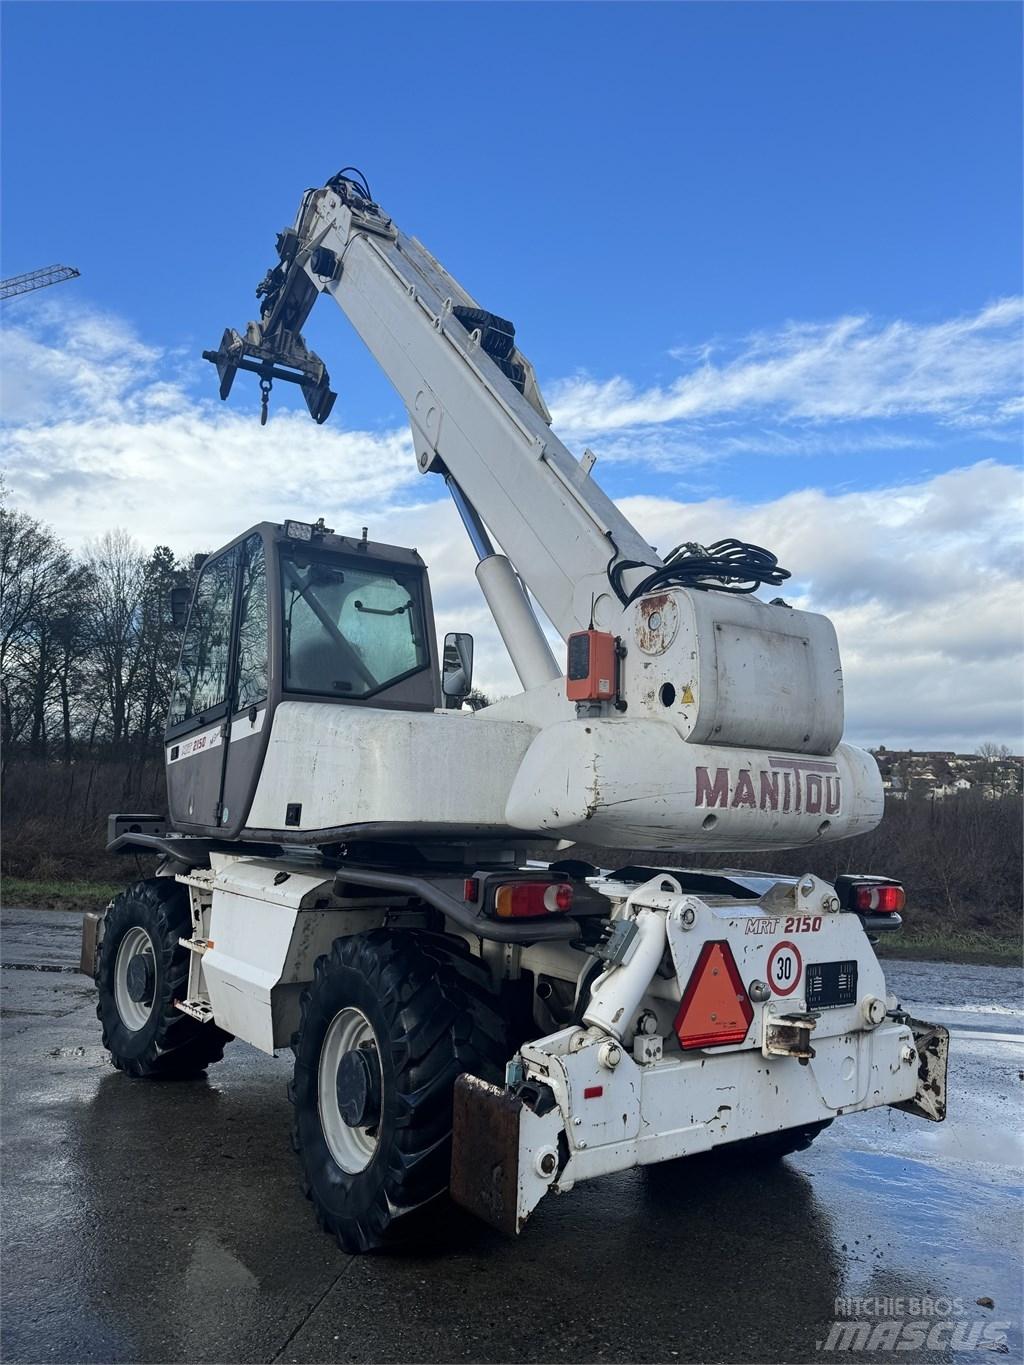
[695,757,842,814]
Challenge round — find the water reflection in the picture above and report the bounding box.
[61,1066,847,1363]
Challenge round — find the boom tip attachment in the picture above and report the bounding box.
[202,325,336,425]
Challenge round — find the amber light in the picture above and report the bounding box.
[493,882,574,919]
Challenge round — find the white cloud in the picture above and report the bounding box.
[620,461,1024,752]
[1,304,421,550]
[549,297,1024,462]
[3,305,1021,748]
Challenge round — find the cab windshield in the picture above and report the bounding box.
[280,547,429,699]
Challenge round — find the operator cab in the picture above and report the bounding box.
[165,519,440,839]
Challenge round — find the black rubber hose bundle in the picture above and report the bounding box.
[608,537,791,604]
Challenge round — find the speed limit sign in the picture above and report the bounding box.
[767,941,802,996]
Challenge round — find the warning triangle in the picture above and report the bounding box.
[675,940,754,1049]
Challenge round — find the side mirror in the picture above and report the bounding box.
[442,631,474,708]
[168,586,191,629]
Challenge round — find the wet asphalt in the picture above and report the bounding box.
[1,906,1021,1365]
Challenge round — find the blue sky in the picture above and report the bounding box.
[2,1,1022,748]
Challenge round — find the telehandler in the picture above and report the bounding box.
[84,168,948,1253]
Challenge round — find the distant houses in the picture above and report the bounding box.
[872,747,1023,801]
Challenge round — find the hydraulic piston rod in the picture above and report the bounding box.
[447,477,559,691]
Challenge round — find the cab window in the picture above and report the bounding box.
[235,536,268,711]
[168,549,236,726]
[281,548,428,699]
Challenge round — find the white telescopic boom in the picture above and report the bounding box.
[251,180,661,644]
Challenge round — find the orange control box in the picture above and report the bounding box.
[566,630,618,702]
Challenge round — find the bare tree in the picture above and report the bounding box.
[977,742,1012,760]
[83,530,147,754]
[133,545,189,753]
[0,503,79,759]
[976,741,1014,795]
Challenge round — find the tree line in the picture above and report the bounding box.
[1,497,192,767]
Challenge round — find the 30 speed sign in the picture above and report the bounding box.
[767,941,802,996]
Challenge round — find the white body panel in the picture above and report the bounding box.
[247,700,881,850]
[195,859,397,1051]
[247,700,538,834]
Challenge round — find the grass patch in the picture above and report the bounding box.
[3,877,126,913]
[875,928,1020,967]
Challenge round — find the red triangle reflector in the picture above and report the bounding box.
[674,940,754,1049]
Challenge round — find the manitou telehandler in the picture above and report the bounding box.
[83,168,948,1253]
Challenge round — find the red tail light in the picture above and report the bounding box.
[852,884,905,913]
[674,940,753,1050]
[493,881,574,919]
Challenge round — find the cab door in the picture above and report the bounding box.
[165,546,239,832]
[219,534,271,837]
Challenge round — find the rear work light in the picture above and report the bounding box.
[674,940,754,1050]
[852,884,905,913]
[493,881,574,919]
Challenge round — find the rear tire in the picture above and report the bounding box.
[95,878,231,1078]
[290,929,506,1253]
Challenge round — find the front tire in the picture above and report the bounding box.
[95,878,231,1078]
[290,929,506,1253]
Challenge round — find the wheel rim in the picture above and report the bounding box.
[113,926,157,1031]
[318,1006,382,1174]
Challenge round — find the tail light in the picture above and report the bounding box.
[836,876,906,914]
[674,940,753,1049]
[853,884,904,913]
[493,881,574,919]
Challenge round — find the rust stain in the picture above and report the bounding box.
[635,592,682,657]
[636,593,672,654]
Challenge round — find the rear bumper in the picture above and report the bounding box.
[452,1014,946,1236]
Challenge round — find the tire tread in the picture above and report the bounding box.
[290,928,506,1252]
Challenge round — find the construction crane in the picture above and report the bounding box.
[0,264,80,301]
[82,166,948,1255]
